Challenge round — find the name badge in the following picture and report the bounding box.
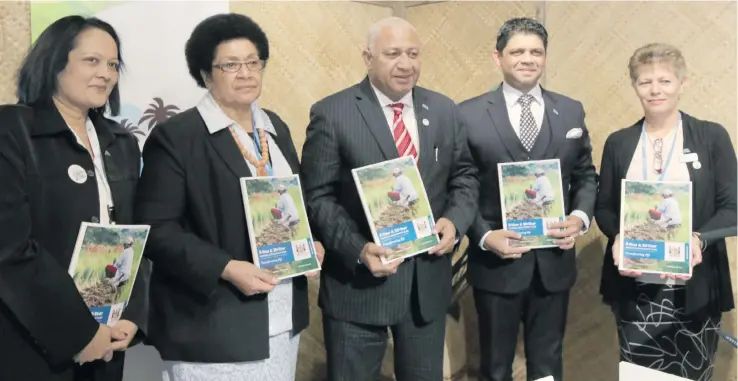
[680,153,698,163]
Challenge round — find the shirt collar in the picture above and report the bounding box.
[196,92,277,136]
[502,82,543,108]
[370,82,414,109]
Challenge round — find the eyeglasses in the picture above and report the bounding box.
[653,138,663,173]
[212,60,265,73]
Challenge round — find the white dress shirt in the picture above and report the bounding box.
[371,83,419,154]
[197,92,294,337]
[479,82,590,250]
[68,118,114,225]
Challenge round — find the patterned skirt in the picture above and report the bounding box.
[612,282,721,381]
[162,331,301,381]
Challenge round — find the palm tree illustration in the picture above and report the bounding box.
[138,97,180,131]
[120,119,146,139]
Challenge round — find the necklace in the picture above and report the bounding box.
[229,126,270,176]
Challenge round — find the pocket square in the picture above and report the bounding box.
[566,128,583,139]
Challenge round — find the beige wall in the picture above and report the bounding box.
[0,1,735,381]
[408,2,737,381]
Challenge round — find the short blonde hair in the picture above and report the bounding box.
[628,43,687,83]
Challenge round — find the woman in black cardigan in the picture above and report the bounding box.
[0,16,146,381]
[596,42,736,381]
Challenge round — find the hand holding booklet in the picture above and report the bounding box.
[618,180,693,277]
[498,159,566,249]
[240,175,321,279]
[67,223,150,326]
[352,156,440,264]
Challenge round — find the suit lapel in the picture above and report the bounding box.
[413,88,434,176]
[208,127,253,179]
[542,90,567,159]
[356,78,399,160]
[486,87,527,161]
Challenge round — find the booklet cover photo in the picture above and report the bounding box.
[498,159,566,249]
[68,223,150,326]
[352,156,439,263]
[619,180,692,276]
[241,175,321,279]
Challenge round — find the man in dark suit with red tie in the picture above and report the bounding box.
[301,16,479,381]
[459,18,598,381]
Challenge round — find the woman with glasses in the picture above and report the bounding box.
[134,13,323,381]
[595,43,736,381]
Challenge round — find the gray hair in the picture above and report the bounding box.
[366,16,418,54]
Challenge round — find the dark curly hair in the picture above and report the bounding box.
[17,15,124,116]
[185,13,269,88]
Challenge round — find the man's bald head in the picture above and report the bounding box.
[362,17,421,102]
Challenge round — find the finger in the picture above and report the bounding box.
[110,327,128,341]
[255,270,280,285]
[503,231,524,240]
[429,231,454,254]
[432,219,448,235]
[548,228,570,238]
[305,271,320,277]
[103,350,114,362]
[547,221,567,230]
[507,246,530,255]
[111,338,132,351]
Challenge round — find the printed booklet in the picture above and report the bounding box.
[240,175,321,279]
[618,180,693,276]
[352,156,439,264]
[68,223,150,326]
[498,159,566,249]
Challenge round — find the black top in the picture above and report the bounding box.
[134,107,309,362]
[595,112,737,318]
[0,103,145,381]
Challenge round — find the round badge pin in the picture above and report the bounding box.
[68,164,88,184]
[422,119,430,126]
[693,161,702,170]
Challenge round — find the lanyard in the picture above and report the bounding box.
[640,116,680,181]
[251,123,273,177]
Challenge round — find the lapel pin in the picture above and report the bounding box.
[693,161,702,170]
[553,109,559,115]
[422,118,430,126]
[105,151,111,157]
[422,104,429,110]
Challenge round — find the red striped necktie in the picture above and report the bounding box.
[389,103,417,159]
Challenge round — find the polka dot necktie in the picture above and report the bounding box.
[518,94,538,151]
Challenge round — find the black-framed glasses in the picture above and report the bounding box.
[212,60,266,73]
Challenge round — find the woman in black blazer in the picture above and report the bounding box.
[134,14,324,381]
[596,43,736,381]
[0,16,147,381]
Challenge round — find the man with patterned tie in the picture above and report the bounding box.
[459,18,597,381]
[301,16,478,381]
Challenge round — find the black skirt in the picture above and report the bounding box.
[612,281,721,381]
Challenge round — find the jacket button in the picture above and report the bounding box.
[91,216,99,223]
[87,170,95,177]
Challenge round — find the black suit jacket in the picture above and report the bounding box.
[134,106,309,362]
[461,85,598,295]
[596,112,737,318]
[301,77,479,326]
[0,103,145,381]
